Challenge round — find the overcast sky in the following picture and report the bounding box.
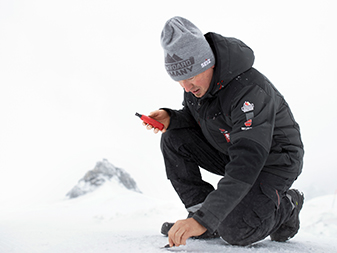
[1,0,336,207]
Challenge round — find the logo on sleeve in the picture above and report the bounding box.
[241,101,254,131]
[241,101,254,112]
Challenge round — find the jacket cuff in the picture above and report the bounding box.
[159,108,174,130]
[192,208,220,234]
[159,108,172,117]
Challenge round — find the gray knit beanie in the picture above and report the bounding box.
[161,16,215,81]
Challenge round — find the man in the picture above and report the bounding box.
[144,16,304,247]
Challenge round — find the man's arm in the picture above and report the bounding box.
[143,99,198,133]
[162,108,197,129]
[161,100,199,130]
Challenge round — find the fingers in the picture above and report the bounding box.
[140,110,169,133]
[167,218,207,248]
[148,110,159,118]
[142,122,159,133]
[168,228,185,247]
[168,222,188,247]
[175,230,188,247]
[142,121,166,134]
[149,109,168,122]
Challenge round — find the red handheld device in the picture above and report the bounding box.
[135,112,164,131]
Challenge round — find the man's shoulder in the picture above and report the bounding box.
[217,68,275,110]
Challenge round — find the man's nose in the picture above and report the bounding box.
[180,80,193,92]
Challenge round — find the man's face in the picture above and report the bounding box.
[178,66,214,98]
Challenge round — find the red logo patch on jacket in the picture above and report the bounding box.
[241,101,254,131]
[244,119,252,127]
[219,128,231,143]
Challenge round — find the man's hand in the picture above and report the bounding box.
[143,109,170,133]
[168,218,207,247]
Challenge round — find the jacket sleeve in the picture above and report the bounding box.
[161,100,199,130]
[192,84,276,233]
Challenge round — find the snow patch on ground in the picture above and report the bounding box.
[300,194,337,238]
[0,182,336,252]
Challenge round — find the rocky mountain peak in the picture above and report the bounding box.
[66,159,141,198]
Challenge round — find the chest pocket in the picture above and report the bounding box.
[203,77,247,152]
[202,98,233,153]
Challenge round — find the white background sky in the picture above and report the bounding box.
[1,0,336,208]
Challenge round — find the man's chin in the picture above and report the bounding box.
[193,92,204,98]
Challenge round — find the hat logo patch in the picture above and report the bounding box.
[201,59,211,68]
[165,54,194,78]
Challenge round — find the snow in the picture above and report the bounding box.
[0,181,336,252]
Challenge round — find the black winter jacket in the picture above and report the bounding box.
[165,32,304,233]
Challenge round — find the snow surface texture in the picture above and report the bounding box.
[66,159,141,198]
[0,162,336,253]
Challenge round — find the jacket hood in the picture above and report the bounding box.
[204,33,255,97]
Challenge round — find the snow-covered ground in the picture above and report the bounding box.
[1,180,336,253]
[1,0,337,252]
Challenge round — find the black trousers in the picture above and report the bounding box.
[160,127,295,245]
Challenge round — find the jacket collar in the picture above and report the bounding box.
[201,32,255,99]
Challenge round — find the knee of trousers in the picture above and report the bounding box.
[160,128,195,154]
[160,128,174,149]
[219,229,252,246]
[217,219,254,246]
[160,129,188,179]
[217,205,269,246]
[218,214,274,246]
